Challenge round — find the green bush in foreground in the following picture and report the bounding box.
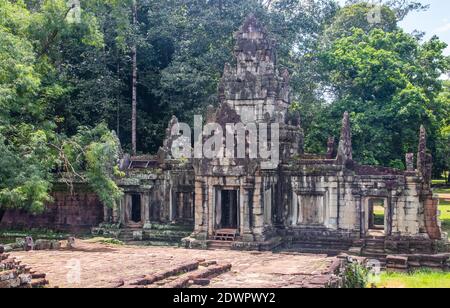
[343,262,370,288]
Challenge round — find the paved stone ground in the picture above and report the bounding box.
[11,240,332,288]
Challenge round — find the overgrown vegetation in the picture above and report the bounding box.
[343,262,370,288]
[0,229,69,245]
[86,237,124,246]
[376,270,450,288]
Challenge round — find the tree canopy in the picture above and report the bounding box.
[0,0,448,212]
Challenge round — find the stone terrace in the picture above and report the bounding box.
[11,240,334,288]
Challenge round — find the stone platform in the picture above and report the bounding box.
[11,240,340,288]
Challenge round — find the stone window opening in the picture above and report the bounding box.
[131,194,142,223]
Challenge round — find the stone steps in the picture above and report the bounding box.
[362,237,388,266]
[213,229,237,242]
[288,241,352,255]
[208,241,234,250]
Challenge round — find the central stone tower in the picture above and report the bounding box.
[218,14,292,125]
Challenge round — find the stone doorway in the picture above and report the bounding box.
[131,194,142,223]
[216,190,239,230]
[368,198,386,232]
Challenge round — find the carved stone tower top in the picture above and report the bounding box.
[218,15,291,124]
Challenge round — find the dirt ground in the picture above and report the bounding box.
[11,240,333,288]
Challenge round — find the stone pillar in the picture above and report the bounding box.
[103,205,110,223]
[252,176,264,239]
[240,183,254,241]
[120,195,130,225]
[208,184,215,237]
[193,177,208,239]
[357,195,364,238]
[178,192,184,221]
[424,195,442,240]
[142,193,150,224]
[112,201,119,224]
[291,190,298,226]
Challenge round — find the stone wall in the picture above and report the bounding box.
[0,184,104,233]
[386,254,450,272]
[114,166,195,227]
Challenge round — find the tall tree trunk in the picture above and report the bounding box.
[131,0,138,156]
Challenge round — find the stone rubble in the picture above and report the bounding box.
[0,245,49,288]
[117,260,233,289]
[386,254,450,272]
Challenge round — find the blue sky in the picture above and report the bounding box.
[337,0,450,55]
[401,0,450,55]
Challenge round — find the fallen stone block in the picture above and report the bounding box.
[188,264,232,280]
[387,264,408,270]
[127,261,200,287]
[2,245,12,253]
[199,260,217,267]
[51,241,61,250]
[106,279,125,288]
[67,237,76,249]
[31,278,49,288]
[24,236,34,251]
[33,240,61,251]
[34,240,52,251]
[0,270,16,282]
[164,276,191,288]
[192,278,210,286]
[0,277,21,288]
[19,274,32,285]
[31,273,46,279]
[386,255,408,265]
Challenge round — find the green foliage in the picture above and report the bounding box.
[323,3,397,44]
[343,261,370,288]
[314,27,449,171]
[0,126,55,214]
[0,1,122,213]
[57,124,124,208]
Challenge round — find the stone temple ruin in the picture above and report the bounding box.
[0,16,446,255]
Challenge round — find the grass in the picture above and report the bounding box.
[373,206,385,226]
[376,270,450,288]
[85,237,124,246]
[439,199,450,238]
[0,229,69,245]
[435,187,450,194]
[432,179,447,185]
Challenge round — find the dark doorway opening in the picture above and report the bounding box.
[220,190,238,229]
[369,198,385,231]
[131,194,141,223]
